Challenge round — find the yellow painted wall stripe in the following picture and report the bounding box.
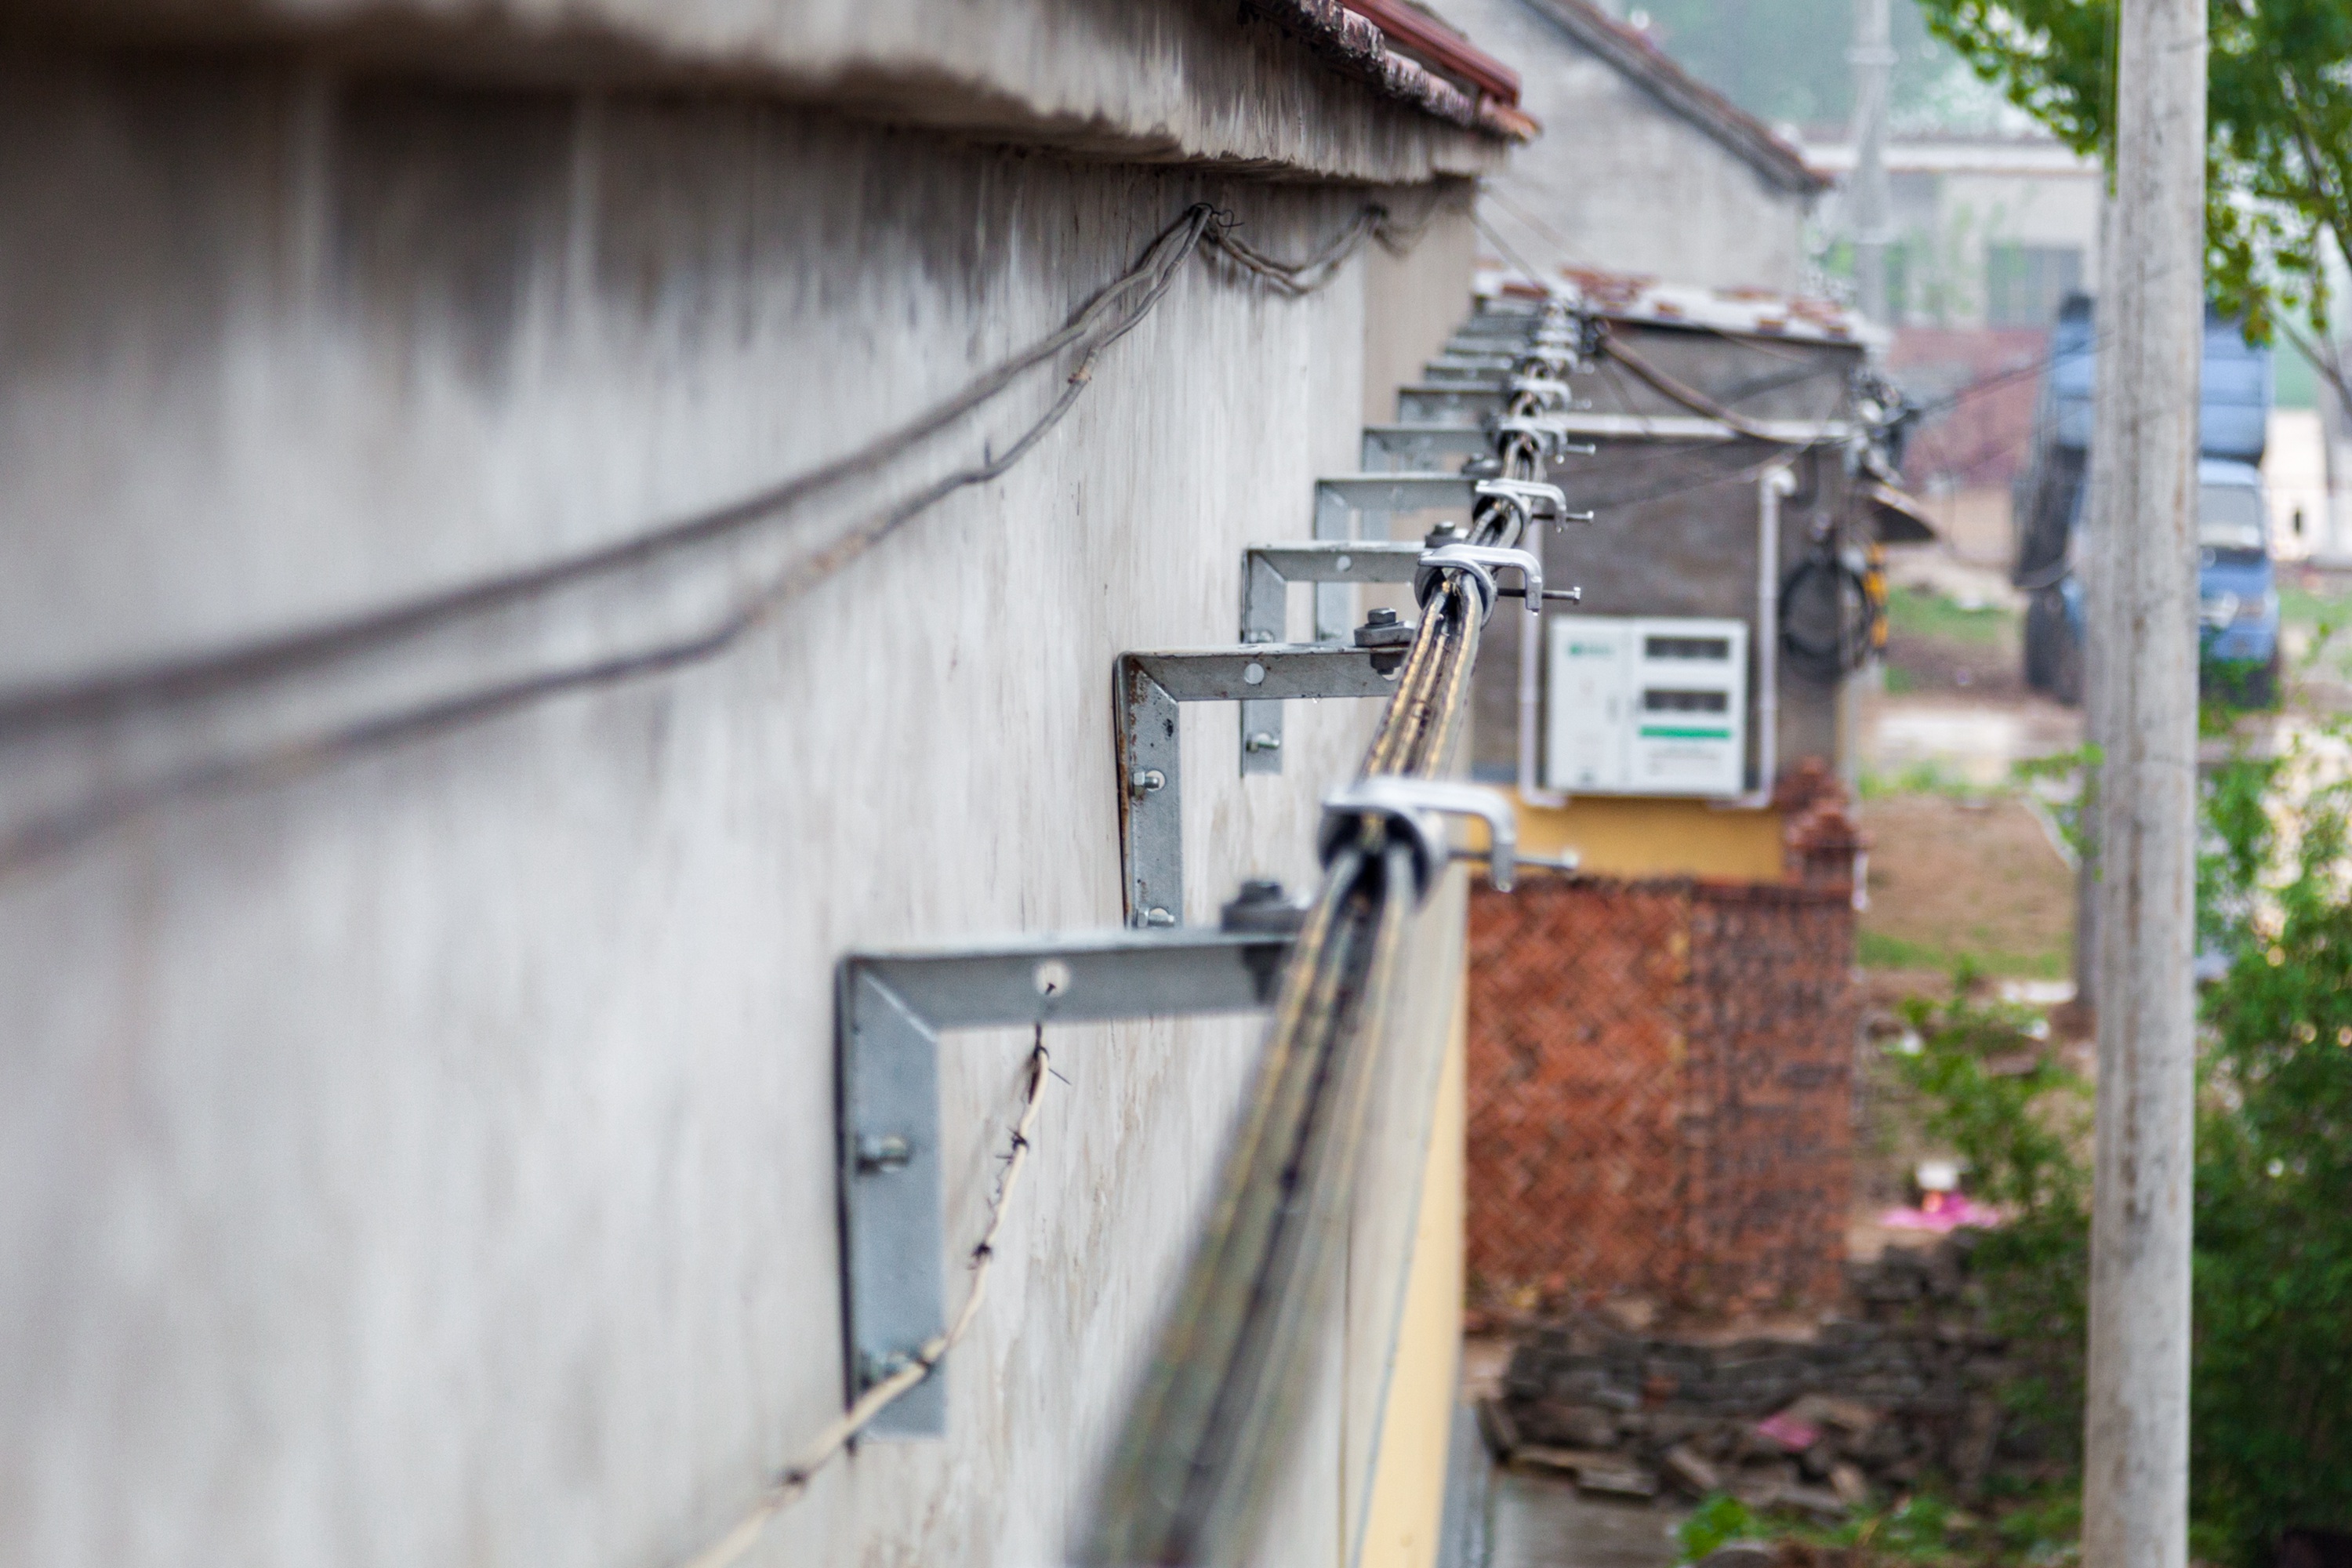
[1357,998,1468,1568]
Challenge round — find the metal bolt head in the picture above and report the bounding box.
[1221,879,1307,935]
[1352,607,1415,676]
[855,1134,913,1174]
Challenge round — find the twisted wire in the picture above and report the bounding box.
[680,1031,1056,1568]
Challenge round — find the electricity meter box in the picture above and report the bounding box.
[1544,616,1749,797]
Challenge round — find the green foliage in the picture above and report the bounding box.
[2013,742,2098,860]
[1679,1492,1764,1562]
[1860,760,1984,800]
[2196,751,2278,960]
[1859,928,2068,980]
[1862,1494,1968,1559]
[1890,984,2092,1457]
[1892,739,2352,1562]
[1675,1486,2025,1564]
[2190,746,2352,1562]
[1911,0,2352,358]
[1886,586,2016,648]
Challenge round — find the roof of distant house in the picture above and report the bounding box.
[1508,0,1829,193]
[1479,260,1878,347]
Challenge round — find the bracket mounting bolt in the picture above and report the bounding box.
[1244,731,1282,753]
[855,1134,913,1174]
[1129,768,1167,796]
[1352,605,1415,676]
[1221,878,1307,935]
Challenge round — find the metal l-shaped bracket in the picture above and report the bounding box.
[1309,474,1480,641]
[1116,644,1399,927]
[1240,541,1425,776]
[837,920,1297,1436]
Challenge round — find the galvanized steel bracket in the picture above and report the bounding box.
[1116,644,1399,928]
[1238,541,1425,776]
[837,924,1295,1436]
[1308,474,1480,643]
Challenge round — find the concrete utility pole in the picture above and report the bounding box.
[2085,1,2205,1566]
[1847,0,1895,325]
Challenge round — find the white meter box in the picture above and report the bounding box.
[1544,616,1749,797]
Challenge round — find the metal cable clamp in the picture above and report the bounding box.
[1508,373,1573,407]
[1488,416,1600,463]
[1472,477,1572,546]
[1413,542,1546,623]
[1317,778,1518,898]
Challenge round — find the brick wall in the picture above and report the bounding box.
[1465,876,1858,1314]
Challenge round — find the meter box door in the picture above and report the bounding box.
[1627,619,1747,797]
[1545,616,1749,798]
[1543,620,1634,791]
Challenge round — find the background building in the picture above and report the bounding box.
[1432,0,1830,293]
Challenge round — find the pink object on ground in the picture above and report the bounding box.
[1878,1196,2005,1232]
[1755,1411,1822,1450]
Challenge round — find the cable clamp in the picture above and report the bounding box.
[1414,543,1544,625]
[1508,373,1573,407]
[1473,477,1571,544]
[1318,778,1519,898]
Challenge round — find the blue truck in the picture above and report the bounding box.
[2016,296,2278,706]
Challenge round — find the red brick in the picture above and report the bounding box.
[1465,877,1857,1313]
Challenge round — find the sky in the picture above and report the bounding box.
[1627,0,2037,139]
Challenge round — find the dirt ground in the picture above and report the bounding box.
[1856,793,2075,979]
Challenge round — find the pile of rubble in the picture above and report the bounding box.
[1480,1240,2013,1515]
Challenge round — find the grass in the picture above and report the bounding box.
[1886,586,2016,648]
[2276,582,2352,630]
[1677,1486,2086,1566]
[1859,761,1992,800]
[1858,930,2069,980]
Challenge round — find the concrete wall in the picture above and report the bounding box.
[8,0,1500,187]
[1428,0,1813,292]
[0,27,1487,1568]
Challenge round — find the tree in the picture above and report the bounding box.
[1915,0,2352,403]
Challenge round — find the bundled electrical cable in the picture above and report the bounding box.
[1083,301,1576,1566]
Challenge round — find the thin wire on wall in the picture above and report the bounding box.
[0,199,1426,873]
[677,1030,1058,1568]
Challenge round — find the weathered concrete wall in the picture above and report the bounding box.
[0,39,1480,1568]
[1427,0,1813,292]
[1364,201,1483,425]
[5,0,1504,187]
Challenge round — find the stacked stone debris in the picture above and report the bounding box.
[1483,1239,2013,1515]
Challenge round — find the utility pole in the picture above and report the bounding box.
[2085,3,2205,1567]
[1847,0,1895,325]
